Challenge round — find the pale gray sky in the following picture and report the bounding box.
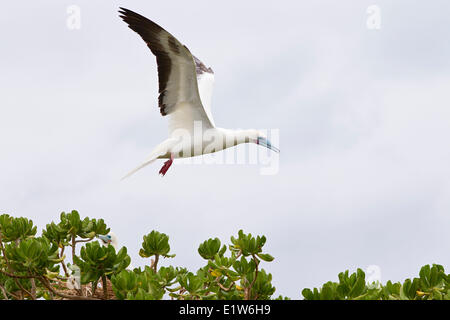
[1,1,450,298]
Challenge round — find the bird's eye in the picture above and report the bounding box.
[107,235,112,239]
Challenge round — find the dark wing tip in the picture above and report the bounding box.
[118,7,135,16]
[118,7,154,27]
[118,7,133,19]
[118,7,169,41]
[118,7,196,118]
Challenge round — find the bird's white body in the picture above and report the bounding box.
[158,128,260,159]
[119,8,278,178]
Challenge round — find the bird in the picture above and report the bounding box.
[118,8,279,178]
[98,232,134,271]
[97,232,119,249]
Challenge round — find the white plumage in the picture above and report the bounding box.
[119,8,279,178]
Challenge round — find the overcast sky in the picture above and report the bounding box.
[1,1,450,298]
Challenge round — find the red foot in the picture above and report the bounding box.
[159,155,173,176]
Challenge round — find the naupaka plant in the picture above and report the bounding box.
[0,211,278,300]
[1,210,449,300]
[302,264,450,300]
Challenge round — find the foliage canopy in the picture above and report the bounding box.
[0,211,448,300]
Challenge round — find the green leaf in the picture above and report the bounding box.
[256,253,274,262]
[140,230,174,258]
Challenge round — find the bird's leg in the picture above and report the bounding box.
[159,153,174,176]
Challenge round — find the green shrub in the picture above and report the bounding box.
[1,210,448,300]
[302,264,450,300]
[0,211,277,300]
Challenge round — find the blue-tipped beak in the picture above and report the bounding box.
[98,234,111,244]
[257,137,280,153]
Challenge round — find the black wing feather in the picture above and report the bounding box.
[119,7,186,116]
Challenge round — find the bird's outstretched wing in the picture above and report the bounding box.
[119,8,215,133]
[194,56,216,127]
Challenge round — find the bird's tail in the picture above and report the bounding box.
[121,156,159,180]
[120,138,178,180]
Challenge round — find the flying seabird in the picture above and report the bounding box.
[118,8,279,178]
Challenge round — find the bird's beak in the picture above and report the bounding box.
[257,137,280,153]
[98,235,111,244]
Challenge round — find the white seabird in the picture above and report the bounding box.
[119,8,279,178]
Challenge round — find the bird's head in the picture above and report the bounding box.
[98,232,118,248]
[253,131,280,153]
[98,234,112,244]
